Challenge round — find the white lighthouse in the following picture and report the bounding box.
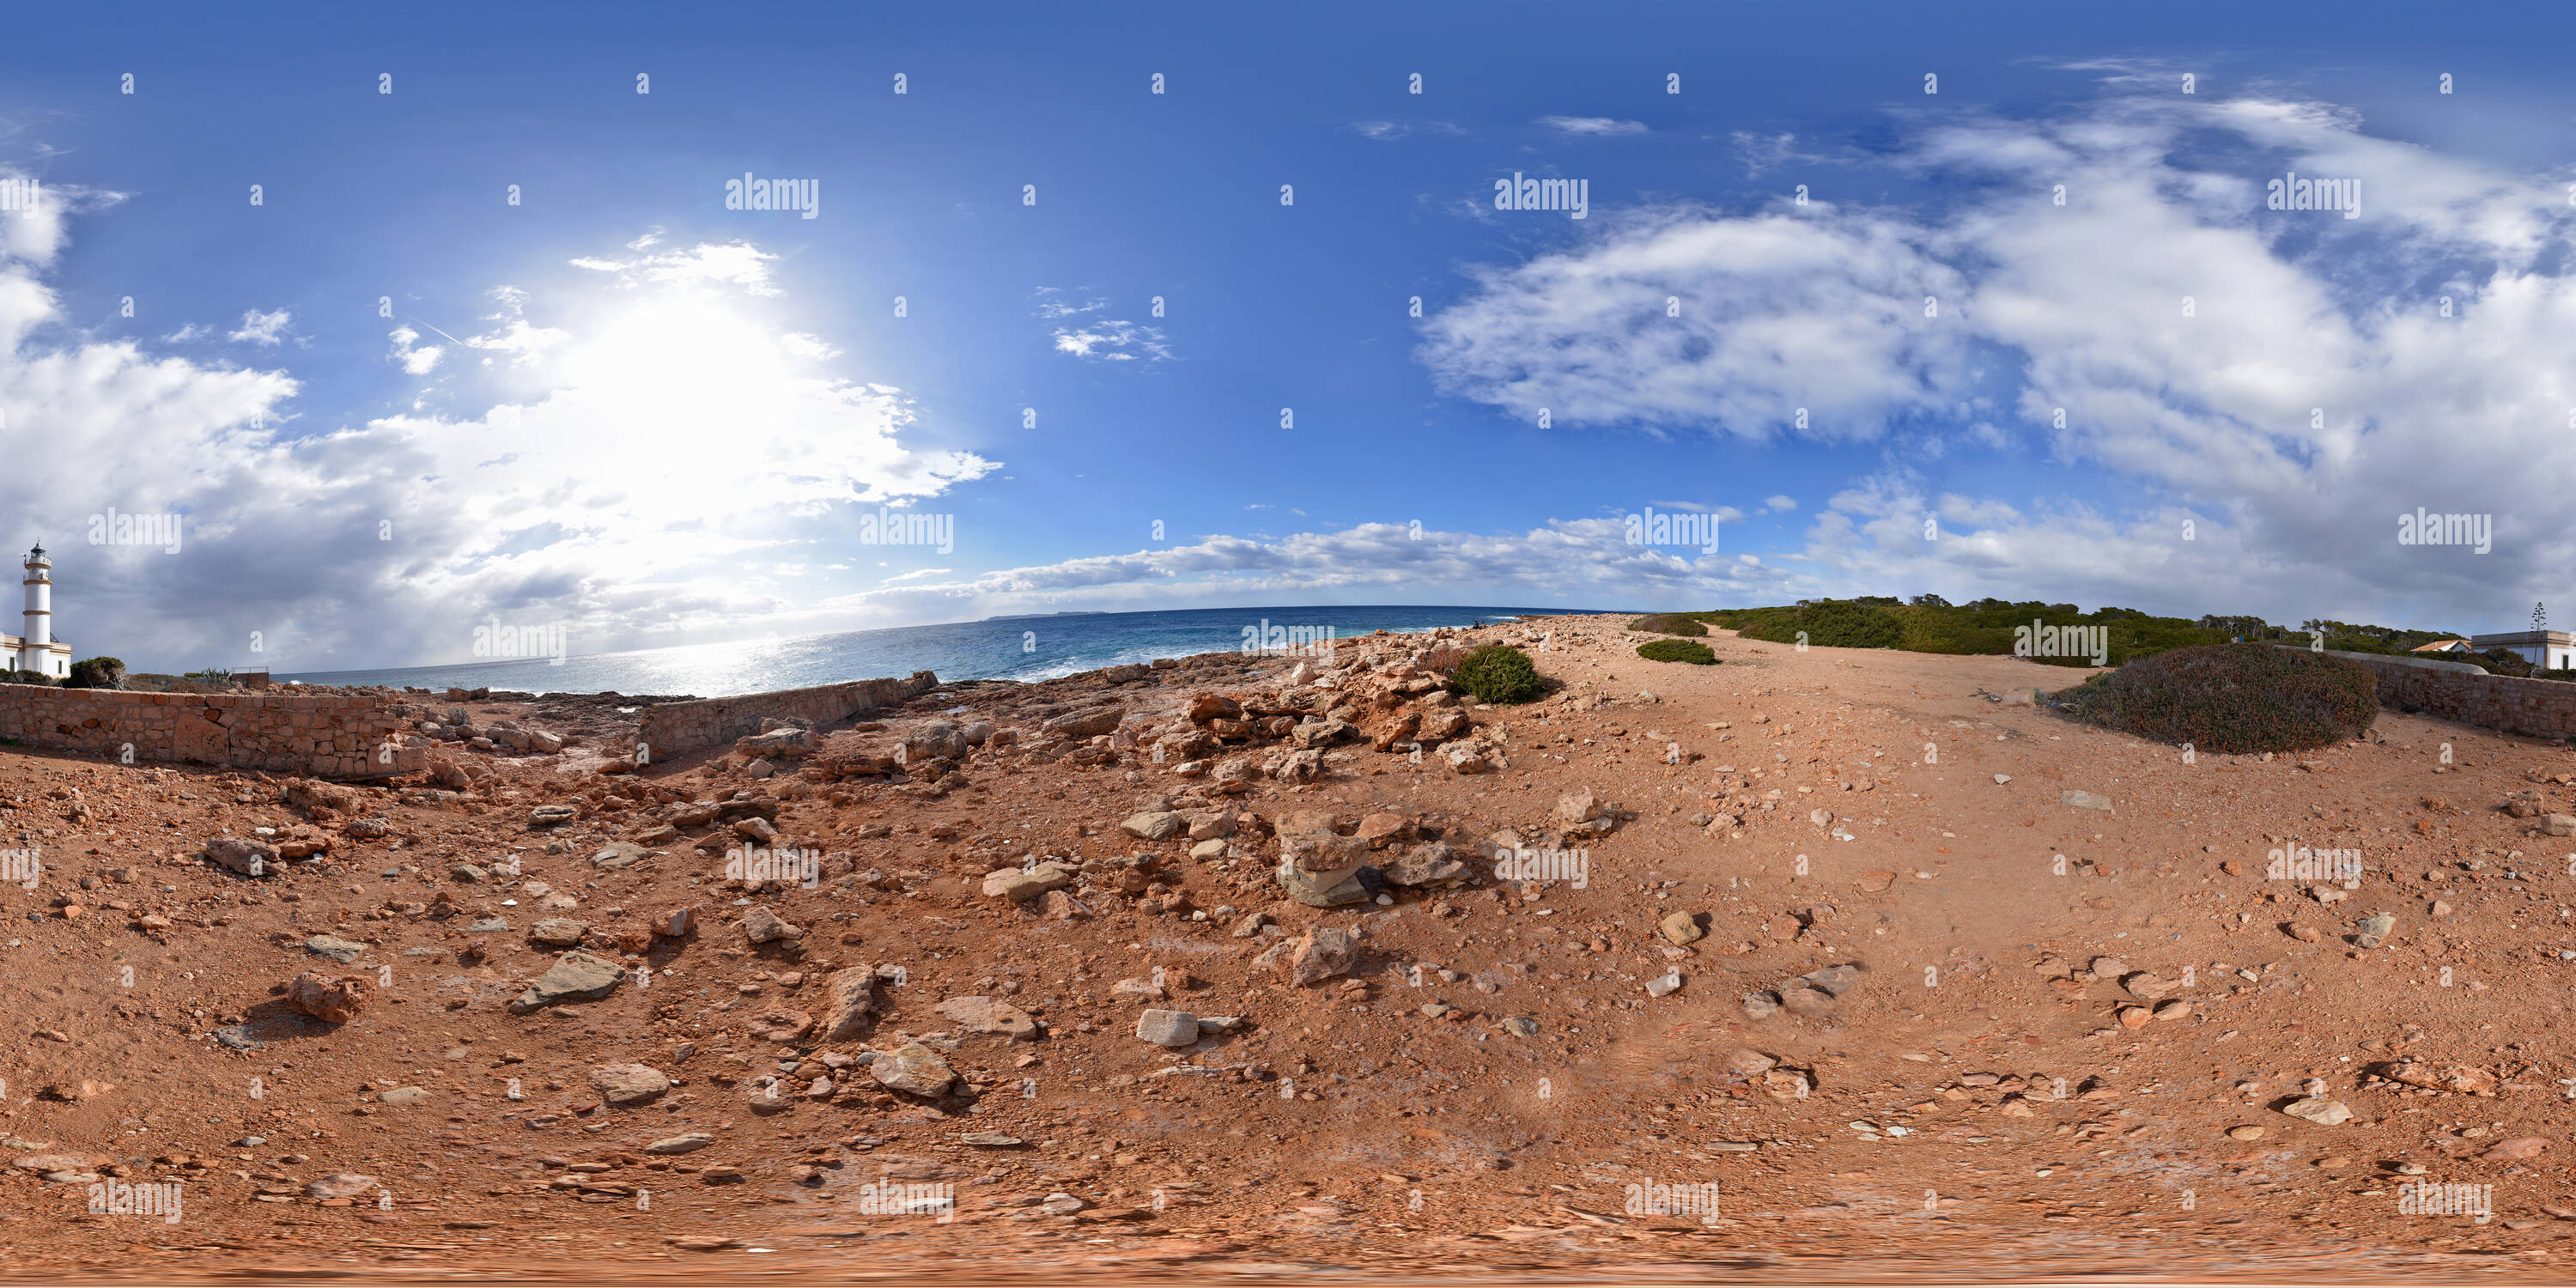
[5,544,69,679]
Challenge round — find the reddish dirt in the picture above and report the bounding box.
[3,614,2574,1282]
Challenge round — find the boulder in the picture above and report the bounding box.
[743,904,802,945]
[1134,1009,1200,1047]
[935,995,1039,1040]
[285,972,368,1024]
[1041,708,1124,739]
[304,935,368,963]
[2379,1061,2498,1097]
[872,1042,958,1097]
[508,951,627,1013]
[1282,830,1370,874]
[1187,694,1243,724]
[1382,841,1467,888]
[1356,813,1414,848]
[284,780,360,816]
[735,727,817,760]
[1278,858,1370,907]
[531,918,588,947]
[1659,911,1704,946]
[1285,927,1358,986]
[1121,811,1184,841]
[983,863,1074,902]
[902,721,969,762]
[304,1173,377,1200]
[205,835,277,877]
[589,1063,671,1107]
[817,966,882,1041]
[2279,1097,2353,1126]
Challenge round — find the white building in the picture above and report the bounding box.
[2468,629,2576,671]
[4,544,70,679]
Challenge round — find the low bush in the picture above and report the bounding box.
[65,656,126,690]
[1452,645,1543,704]
[2,669,55,686]
[1627,614,1707,637]
[2056,643,2377,754]
[1636,639,1718,665]
[1732,598,1905,650]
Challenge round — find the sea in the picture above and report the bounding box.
[275,605,1581,698]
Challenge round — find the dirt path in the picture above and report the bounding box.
[1,617,2571,1280]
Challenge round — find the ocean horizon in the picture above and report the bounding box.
[274,605,1589,699]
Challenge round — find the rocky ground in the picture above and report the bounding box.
[3,615,2576,1282]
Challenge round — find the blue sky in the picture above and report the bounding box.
[3,2,2574,671]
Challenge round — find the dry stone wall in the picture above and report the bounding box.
[2322,648,2576,741]
[637,671,939,761]
[0,683,428,777]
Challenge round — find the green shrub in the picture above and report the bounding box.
[1627,613,1707,637]
[2470,647,2533,677]
[3,669,55,686]
[1733,598,1905,650]
[1452,645,1543,704]
[183,666,233,684]
[65,657,126,690]
[1636,639,1718,665]
[2056,644,2378,754]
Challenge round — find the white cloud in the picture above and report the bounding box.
[163,322,208,343]
[881,568,951,583]
[228,308,292,345]
[0,193,999,670]
[1538,116,1646,137]
[1418,87,2576,628]
[1419,202,1972,440]
[1764,495,1796,512]
[458,288,569,367]
[1352,121,1465,141]
[1052,319,1170,362]
[387,325,442,374]
[811,519,1805,622]
[781,332,841,361]
[1037,292,1170,361]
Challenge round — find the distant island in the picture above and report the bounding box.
[981,611,1112,622]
